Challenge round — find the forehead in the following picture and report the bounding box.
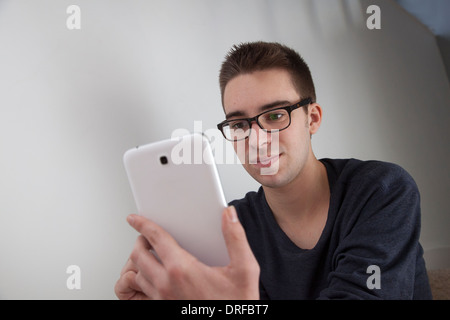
[223,69,299,116]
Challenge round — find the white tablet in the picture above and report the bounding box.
[123,133,229,266]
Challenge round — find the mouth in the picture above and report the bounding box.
[252,154,281,169]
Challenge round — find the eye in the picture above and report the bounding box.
[230,120,248,130]
[264,111,286,122]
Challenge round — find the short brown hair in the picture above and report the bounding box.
[219,41,316,106]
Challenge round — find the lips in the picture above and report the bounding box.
[252,154,280,168]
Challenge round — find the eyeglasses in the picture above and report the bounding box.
[217,98,312,141]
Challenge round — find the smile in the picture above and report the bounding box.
[252,154,280,168]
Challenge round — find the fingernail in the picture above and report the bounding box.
[127,214,135,225]
[228,206,238,223]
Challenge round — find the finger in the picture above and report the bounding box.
[120,258,138,276]
[115,270,148,300]
[120,234,152,276]
[127,214,184,263]
[221,206,258,268]
[129,235,165,284]
[135,270,160,300]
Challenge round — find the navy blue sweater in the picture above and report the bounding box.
[230,158,432,299]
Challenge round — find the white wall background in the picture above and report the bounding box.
[0,0,449,299]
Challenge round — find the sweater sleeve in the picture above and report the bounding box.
[318,163,426,299]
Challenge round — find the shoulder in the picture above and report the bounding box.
[324,159,422,234]
[229,189,259,211]
[322,158,419,195]
[229,187,267,228]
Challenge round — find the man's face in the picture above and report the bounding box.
[223,68,313,189]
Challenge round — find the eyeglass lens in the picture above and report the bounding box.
[222,109,290,141]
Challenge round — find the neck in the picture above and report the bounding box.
[263,154,330,224]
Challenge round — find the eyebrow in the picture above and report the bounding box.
[225,100,292,120]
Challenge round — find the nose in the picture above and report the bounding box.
[248,121,270,149]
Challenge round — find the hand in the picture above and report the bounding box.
[114,206,260,300]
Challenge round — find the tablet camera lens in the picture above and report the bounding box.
[160,156,168,165]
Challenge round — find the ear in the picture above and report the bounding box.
[308,103,323,135]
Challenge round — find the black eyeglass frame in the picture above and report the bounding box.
[217,98,312,141]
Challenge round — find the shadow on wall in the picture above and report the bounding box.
[394,0,450,82]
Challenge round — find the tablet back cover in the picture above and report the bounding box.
[123,134,229,266]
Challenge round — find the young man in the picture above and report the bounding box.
[115,42,432,299]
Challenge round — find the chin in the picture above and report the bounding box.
[259,176,290,189]
[248,167,290,189]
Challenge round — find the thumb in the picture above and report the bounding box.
[221,206,257,267]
